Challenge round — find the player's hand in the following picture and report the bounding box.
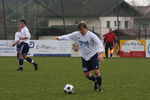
[19,37,23,40]
[12,43,16,47]
[54,37,60,40]
[97,53,104,61]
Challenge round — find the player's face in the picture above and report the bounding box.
[19,22,25,28]
[79,28,87,35]
[109,29,112,33]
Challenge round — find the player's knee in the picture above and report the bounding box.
[94,70,101,76]
[84,72,91,78]
[22,54,27,59]
[19,54,23,59]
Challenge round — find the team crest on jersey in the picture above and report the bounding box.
[79,41,89,48]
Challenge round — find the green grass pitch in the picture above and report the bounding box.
[0,57,150,100]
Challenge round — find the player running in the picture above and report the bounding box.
[56,21,105,92]
[12,26,22,59]
[17,20,38,71]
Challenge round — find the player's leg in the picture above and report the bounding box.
[93,69,103,92]
[84,71,96,82]
[17,54,24,71]
[24,55,38,71]
[16,44,20,60]
[82,58,95,81]
[105,44,109,58]
[17,43,25,71]
[17,52,19,59]
[91,53,103,92]
[109,43,113,58]
[23,44,38,71]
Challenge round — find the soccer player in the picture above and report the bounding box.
[12,26,22,59]
[56,21,105,92]
[17,20,38,71]
[103,28,117,58]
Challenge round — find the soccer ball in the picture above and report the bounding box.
[64,84,74,94]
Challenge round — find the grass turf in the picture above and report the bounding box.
[0,57,150,100]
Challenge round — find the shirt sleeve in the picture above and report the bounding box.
[92,34,105,53]
[103,33,107,37]
[113,33,117,39]
[58,32,77,41]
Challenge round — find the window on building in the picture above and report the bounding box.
[107,21,110,28]
[114,21,121,27]
[125,21,129,28]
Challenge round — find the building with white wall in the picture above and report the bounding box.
[99,17,134,35]
[39,0,141,39]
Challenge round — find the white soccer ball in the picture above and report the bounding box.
[64,84,74,94]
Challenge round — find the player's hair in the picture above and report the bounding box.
[20,20,26,25]
[78,21,88,29]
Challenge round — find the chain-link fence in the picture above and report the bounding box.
[0,0,150,40]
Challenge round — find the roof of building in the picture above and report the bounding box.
[104,1,141,17]
[134,6,150,18]
[41,0,140,18]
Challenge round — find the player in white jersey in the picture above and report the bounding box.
[12,26,21,59]
[17,20,38,71]
[56,21,105,92]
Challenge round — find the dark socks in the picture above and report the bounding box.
[19,59,24,67]
[26,57,36,65]
[95,75,102,87]
[86,75,96,82]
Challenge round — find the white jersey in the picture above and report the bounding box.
[15,32,21,41]
[20,26,31,44]
[58,31,104,61]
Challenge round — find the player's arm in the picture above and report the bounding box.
[98,52,104,61]
[19,37,29,40]
[19,34,31,40]
[12,33,20,47]
[56,32,77,41]
[103,34,107,45]
[12,40,20,47]
[19,29,31,40]
[92,34,105,61]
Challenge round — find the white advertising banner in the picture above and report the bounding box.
[0,40,16,56]
[30,40,71,56]
[146,40,150,58]
[0,40,72,57]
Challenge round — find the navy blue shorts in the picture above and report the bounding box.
[82,53,100,73]
[19,42,29,55]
